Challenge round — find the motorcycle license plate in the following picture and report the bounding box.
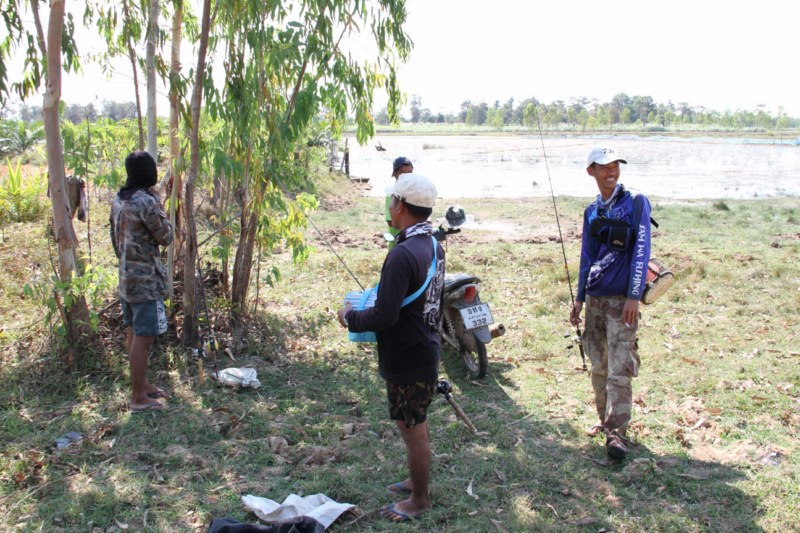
[460,303,494,330]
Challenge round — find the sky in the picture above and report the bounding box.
[7,0,800,118]
[382,0,800,116]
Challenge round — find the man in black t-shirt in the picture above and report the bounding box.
[338,173,444,522]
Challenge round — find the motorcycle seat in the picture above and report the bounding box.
[444,273,481,290]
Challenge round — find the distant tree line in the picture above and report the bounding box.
[375,93,799,131]
[4,93,797,133]
[2,100,141,124]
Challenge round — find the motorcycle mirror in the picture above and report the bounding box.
[383,232,395,242]
[443,205,467,229]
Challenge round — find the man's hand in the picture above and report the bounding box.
[569,301,583,327]
[337,302,352,328]
[147,185,164,207]
[622,298,639,327]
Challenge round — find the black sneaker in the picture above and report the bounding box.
[606,434,627,460]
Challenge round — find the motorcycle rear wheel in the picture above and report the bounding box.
[461,333,488,379]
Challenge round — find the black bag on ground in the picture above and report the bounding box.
[208,516,325,533]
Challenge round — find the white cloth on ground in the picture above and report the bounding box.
[242,493,355,529]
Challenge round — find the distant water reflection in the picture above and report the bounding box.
[344,135,800,200]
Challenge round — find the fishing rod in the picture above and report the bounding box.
[304,214,365,291]
[275,180,366,292]
[532,106,587,371]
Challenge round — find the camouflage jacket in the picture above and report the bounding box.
[110,190,173,303]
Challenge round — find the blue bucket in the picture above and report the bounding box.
[344,286,378,342]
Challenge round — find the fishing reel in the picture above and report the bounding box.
[435,379,453,398]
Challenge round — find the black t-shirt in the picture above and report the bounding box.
[346,232,445,383]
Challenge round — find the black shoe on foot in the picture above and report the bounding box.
[606,434,627,460]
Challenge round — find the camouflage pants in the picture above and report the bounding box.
[583,295,640,434]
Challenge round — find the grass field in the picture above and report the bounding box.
[1,171,799,532]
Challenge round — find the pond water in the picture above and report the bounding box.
[344,135,800,200]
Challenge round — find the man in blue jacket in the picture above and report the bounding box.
[569,147,651,460]
[338,173,445,522]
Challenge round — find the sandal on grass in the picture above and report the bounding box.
[387,482,412,494]
[146,387,170,399]
[130,401,164,413]
[380,503,419,522]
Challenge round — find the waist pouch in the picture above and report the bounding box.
[590,217,632,252]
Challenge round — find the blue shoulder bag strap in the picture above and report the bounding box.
[401,236,437,306]
[372,237,437,307]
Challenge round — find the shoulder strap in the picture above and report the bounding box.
[401,236,437,307]
[632,193,658,228]
[374,237,438,308]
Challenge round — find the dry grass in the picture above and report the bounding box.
[0,172,799,531]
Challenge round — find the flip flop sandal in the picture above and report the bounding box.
[380,503,417,523]
[130,402,164,413]
[387,482,412,494]
[147,388,170,399]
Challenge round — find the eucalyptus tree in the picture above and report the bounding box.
[189,0,411,342]
[0,0,92,357]
[89,0,172,156]
[144,0,160,158]
[181,0,211,346]
[165,0,191,304]
[89,0,146,149]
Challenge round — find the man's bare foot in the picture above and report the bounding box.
[586,424,604,437]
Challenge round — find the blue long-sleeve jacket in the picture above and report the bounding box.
[576,185,652,301]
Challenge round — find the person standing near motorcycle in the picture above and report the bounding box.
[337,173,445,522]
[384,156,414,250]
[569,147,652,461]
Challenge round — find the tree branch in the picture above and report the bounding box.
[29,0,47,58]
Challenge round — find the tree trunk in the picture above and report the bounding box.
[122,0,144,150]
[145,0,159,159]
[166,3,184,303]
[230,204,258,331]
[38,0,92,361]
[182,0,212,347]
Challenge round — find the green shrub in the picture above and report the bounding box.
[0,159,47,224]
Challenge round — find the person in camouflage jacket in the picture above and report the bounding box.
[110,151,173,412]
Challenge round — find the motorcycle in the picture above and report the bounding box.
[432,206,504,378]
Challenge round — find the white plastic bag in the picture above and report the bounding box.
[242,493,354,529]
[215,367,261,389]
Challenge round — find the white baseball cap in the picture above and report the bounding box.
[389,173,437,208]
[587,147,627,167]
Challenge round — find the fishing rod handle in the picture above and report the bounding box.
[447,397,478,434]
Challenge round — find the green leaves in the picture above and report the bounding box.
[0,157,46,224]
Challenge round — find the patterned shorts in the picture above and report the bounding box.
[386,380,437,428]
[121,297,167,337]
